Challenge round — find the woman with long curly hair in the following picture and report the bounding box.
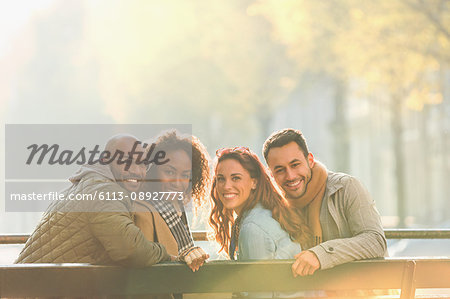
[135,130,211,272]
[209,147,312,263]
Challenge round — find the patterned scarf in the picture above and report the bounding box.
[149,200,195,255]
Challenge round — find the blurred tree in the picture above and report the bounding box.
[4,0,450,229]
[82,0,295,151]
[248,0,352,172]
[334,0,449,227]
[251,0,450,226]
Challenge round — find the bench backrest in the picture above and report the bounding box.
[1,258,449,298]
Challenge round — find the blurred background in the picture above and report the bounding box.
[1,0,449,262]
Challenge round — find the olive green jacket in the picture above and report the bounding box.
[16,164,170,266]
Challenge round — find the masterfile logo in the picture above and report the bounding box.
[4,124,192,212]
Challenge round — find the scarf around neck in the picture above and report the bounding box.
[290,160,328,246]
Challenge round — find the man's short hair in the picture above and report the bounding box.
[263,128,309,161]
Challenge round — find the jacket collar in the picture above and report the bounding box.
[324,171,345,198]
[68,163,115,183]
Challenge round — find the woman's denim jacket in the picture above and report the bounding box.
[237,203,301,260]
[236,203,316,298]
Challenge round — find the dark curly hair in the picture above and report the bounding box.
[145,130,211,208]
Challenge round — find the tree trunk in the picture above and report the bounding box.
[420,105,432,225]
[331,78,350,173]
[439,64,450,222]
[391,94,407,228]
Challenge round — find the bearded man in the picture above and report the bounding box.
[16,134,171,266]
[263,128,387,277]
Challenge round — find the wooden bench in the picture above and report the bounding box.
[1,257,449,298]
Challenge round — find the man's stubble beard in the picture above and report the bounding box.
[285,167,313,201]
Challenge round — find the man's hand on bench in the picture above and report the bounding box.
[292,250,320,277]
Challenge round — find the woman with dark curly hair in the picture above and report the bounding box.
[135,130,211,272]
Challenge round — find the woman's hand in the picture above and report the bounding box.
[179,247,210,272]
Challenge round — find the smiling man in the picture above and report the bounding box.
[105,134,148,192]
[16,134,172,266]
[263,128,387,277]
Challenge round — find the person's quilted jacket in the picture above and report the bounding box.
[15,164,170,266]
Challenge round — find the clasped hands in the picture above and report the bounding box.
[170,246,210,272]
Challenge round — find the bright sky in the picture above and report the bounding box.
[0,0,55,57]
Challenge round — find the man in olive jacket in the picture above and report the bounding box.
[16,134,171,266]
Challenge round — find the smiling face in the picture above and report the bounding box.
[109,137,147,192]
[266,141,315,200]
[215,158,257,215]
[155,149,192,194]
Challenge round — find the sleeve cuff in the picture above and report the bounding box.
[308,245,334,270]
[161,246,171,262]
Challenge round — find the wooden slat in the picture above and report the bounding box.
[2,229,450,244]
[414,258,450,289]
[0,259,416,297]
[400,260,416,299]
